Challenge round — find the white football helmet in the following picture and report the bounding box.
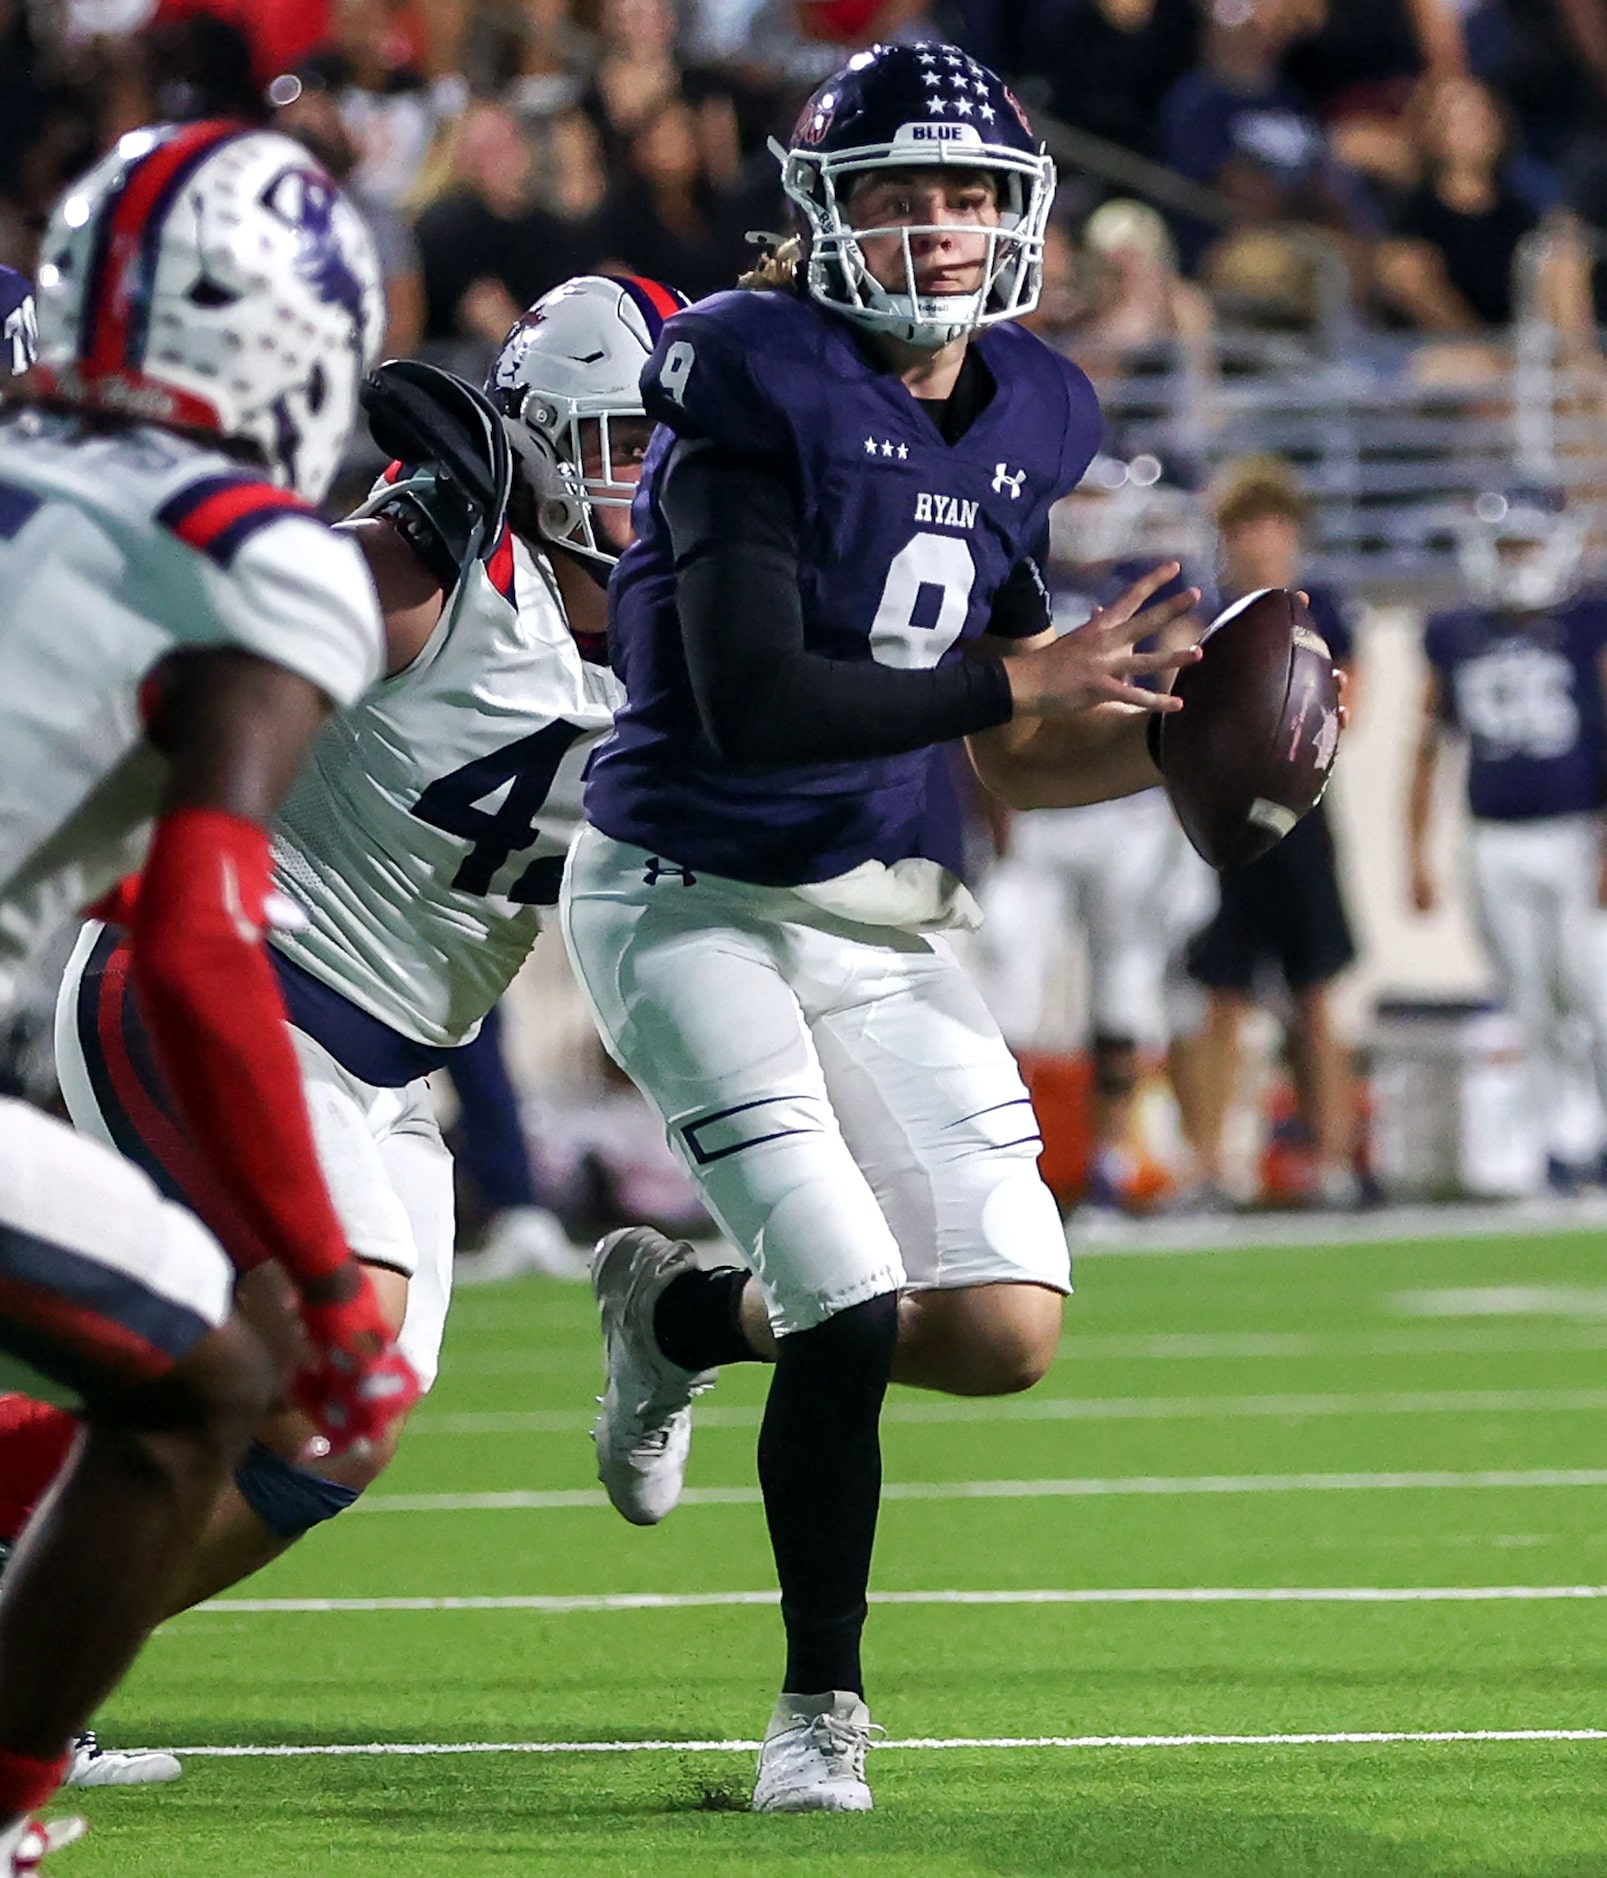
[487,273,688,569]
[32,121,383,501]
[1457,485,1585,614]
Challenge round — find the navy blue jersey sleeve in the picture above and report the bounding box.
[1421,611,1460,723]
[640,298,799,470]
[1057,357,1105,494]
[1305,586,1357,665]
[1572,592,1607,655]
[1,266,35,377]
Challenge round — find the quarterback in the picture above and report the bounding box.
[562,43,1201,1812]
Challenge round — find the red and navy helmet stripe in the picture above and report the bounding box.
[614,275,687,341]
[157,473,314,567]
[79,119,246,379]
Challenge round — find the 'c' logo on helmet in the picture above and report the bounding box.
[260,167,367,340]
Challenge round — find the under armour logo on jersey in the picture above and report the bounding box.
[643,857,697,887]
[864,436,909,460]
[992,463,1026,499]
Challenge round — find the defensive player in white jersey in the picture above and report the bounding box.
[0,279,681,1698]
[0,122,417,1868]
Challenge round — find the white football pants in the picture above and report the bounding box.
[560,827,1071,1336]
[55,925,455,1389]
[1469,813,1607,1152]
[974,791,1205,1049]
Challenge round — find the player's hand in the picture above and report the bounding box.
[293,1262,421,1454]
[1007,562,1203,720]
[1409,854,1438,915]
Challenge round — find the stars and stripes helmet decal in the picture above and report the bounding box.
[773,42,1055,350]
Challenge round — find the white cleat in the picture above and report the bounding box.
[0,1814,86,1874]
[66,1730,182,1787]
[589,1227,714,1526]
[455,1207,589,1285]
[752,1691,877,1813]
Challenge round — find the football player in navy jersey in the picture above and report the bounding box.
[560,43,1204,1811]
[1407,486,1607,1185]
[1185,457,1361,1208]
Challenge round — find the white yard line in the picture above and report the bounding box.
[146,1729,1607,1759]
[192,1585,1607,1616]
[409,1388,1607,1436]
[355,1468,1607,1514]
[444,1327,1607,1375]
[1074,1197,1607,1256]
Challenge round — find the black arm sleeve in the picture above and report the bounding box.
[658,440,1014,766]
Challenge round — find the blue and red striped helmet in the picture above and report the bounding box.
[486,273,688,569]
[32,122,383,500]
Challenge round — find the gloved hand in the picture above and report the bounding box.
[294,1266,421,1453]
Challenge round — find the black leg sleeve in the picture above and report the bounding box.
[756,1291,900,1698]
[652,1267,760,1372]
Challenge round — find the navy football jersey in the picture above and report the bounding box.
[586,289,1103,885]
[1424,593,1607,820]
[1,267,35,377]
[1302,584,1355,667]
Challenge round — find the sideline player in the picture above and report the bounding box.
[1184,456,1362,1207]
[0,122,415,1867]
[974,455,1215,1213]
[1407,484,1607,1184]
[561,44,1203,1812]
[0,279,679,1677]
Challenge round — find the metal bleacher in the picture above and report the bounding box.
[1030,108,1607,607]
[1086,227,1607,606]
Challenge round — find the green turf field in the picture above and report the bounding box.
[59,1225,1607,1875]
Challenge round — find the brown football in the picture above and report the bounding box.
[1158,587,1343,870]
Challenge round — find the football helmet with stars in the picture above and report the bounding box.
[773,41,1054,351]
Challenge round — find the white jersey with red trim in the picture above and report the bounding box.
[269,522,622,1049]
[0,409,382,1006]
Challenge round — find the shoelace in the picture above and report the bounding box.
[70,1733,98,1761]
[804,1712,883,1777]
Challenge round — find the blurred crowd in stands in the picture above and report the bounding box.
[1,0,1604,381]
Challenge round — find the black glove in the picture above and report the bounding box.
[360,359,513,589]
